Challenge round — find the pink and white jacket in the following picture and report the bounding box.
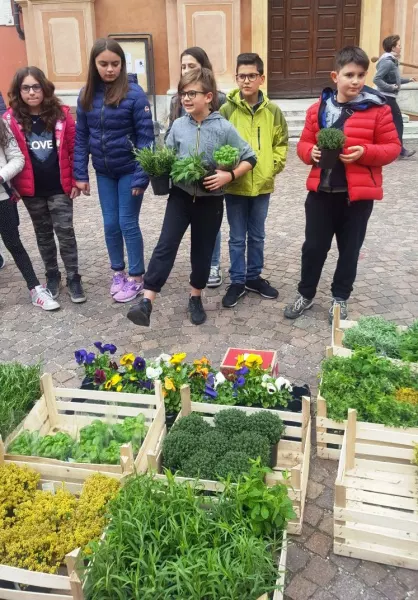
[3,105,75,197]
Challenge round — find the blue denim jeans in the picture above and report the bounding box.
[225,193,270,284]
[96,173,145,276]
[211,230,222,267]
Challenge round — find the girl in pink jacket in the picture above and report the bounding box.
[4,66,85,303]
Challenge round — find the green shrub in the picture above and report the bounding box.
[399,321,418,362]
[181,450,217,479]
[343,316,401,358]
[170,412,211,437]
[213,408,249,437]
[248,411,285,445]
[230,431,270,465]
[216,451,250,481]
[317,128,346,150]
[162,430,197,471]
[199,430,230,458]
[170,153,207,184]
[133,146,177,177]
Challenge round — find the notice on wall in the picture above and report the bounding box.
[0,0,13,26]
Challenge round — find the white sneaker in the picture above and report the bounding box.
[30,285,60,311]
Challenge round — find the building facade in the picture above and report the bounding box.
[0,0,417,120]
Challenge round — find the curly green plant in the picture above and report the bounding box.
[317,127,346,150]
[248,411,285,445]
[133,146,177,177]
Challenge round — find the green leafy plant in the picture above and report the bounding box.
[316,128,346,150]
[133,146,177,177]
[170,152,208,184]
[213,144,239,169]
[320,347,418,426]
[343,316,401,358]
[0,362,41,439]
[36,432,74,461]
[399,321,418,362]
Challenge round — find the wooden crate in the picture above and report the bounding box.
[334,409,418,569]
[256,529,288,600]
[220,347,279,378]
[2,372,165,484]
[147,386,311,535]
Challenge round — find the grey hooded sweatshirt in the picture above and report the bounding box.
[165,111,256,197]
[373,52,411,97]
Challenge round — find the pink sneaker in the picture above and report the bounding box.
[113,278,144,303]
[110,272,126,296]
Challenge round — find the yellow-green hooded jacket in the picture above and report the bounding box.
[220,89,288,196]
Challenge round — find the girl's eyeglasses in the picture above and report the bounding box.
[179,90,206,100]
[21,84,42,93]
[235,73,260,82]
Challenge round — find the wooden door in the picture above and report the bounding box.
[268,0,361,98]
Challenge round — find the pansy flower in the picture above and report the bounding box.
[133,356,146,371]
[85,352,96,365]
[120,353,135,366]
[94,369,106,385]
[170,352,187,365]
[75,349,87,364]
[103,343,117,355]
[164,377,176,391]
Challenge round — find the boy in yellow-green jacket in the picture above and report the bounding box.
[220,53,288,308]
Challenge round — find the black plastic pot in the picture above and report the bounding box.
[150,174,170,196]
[318,148,341,169]
[66,377,97,415]
[165,411,179,430]
[197,169,216,193]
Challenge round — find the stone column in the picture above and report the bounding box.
[251,0,268,90]
[360,0,383,85]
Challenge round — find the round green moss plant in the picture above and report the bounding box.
[181,450,217,480]
[171,412,212,437]
[199,430,230,459]
[162,430,197,471]
[213,408,249,437]
[248,411,285,445]
[216,451,251,481]
[317,128,346,150]
[230,431,270,465]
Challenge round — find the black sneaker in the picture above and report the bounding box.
[0,252,5,270]
[284,293,314,319]
[329,297,348,324]
[127,298,153,327]
[46,270,61,299]
[245,277,278,299]
[222,283,246,308]
[399,149,416,159]
[188,295,207,325]
[67,274,86,303]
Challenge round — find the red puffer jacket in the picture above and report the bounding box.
[3,105,75,196]
[297,91,401,201]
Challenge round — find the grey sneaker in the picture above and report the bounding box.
[329,297,348,324]
[284,294,313,319]
[207,265,222,288]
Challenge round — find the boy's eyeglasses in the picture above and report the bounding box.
[179,90,206,100]
[235,73,260,82]
[21,84,42,93]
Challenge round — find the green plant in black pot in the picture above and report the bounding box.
[170,152,208,187]
[316,128,346,169]
[213,145,240,170]
[134,146,177,195]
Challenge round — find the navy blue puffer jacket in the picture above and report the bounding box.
[74,74,154,189]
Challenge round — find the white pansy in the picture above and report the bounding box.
[262,373,271,382]
[146,366,163,379]
[267,383,277,394]
[155,353,171,364]
[275,377,292,391]
[214,372,226,389]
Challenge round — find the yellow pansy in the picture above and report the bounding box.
[116,384,123,392]
[104,380,112,390]
[120,353,135,366]
[110,373,122,386]
[235,354,245,369]
[170,352,187,365]
[245,354,263,368]
[164,377,176,391]
[194,357,210,366]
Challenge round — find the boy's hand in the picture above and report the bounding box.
[76,181,90,196]
[340,146,364,163]
[311,145,321,163]
[203,170,233,192]
[132,188,145,196]
[70,186,80,199]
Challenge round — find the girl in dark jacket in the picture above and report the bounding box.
[75,38,154,302]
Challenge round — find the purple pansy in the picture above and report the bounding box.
[204,385,218,399]
[103,343,117,354]
[140,379,155,391]
[75,349,87,364]
[133,356,146,371]
[94,341,104,354]
[236,366,249,376]
[85,352,96,365]
[94,369,106,385]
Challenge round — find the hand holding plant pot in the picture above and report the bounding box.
[134,146,177,196]
[170,152,211,192]
[213,145,240,171]
[316,128,346,169]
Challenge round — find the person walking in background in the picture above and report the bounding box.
[5,67,86,303]
[220,53,288,309]
[74,37,154,303]
[127,68,256,328]
[0,91,8,268]
[284,46,400,323]
[167,46,227,289]
[374,34,416,158]
[0,118,59,310]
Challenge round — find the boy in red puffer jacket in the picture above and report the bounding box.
[284,46,400,324]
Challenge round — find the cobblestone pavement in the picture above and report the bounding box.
[1,148,417,598]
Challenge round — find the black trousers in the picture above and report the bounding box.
[298,191,373,301]
[0,200,40,290]
[385,96,404,150]
[144,186,223,293]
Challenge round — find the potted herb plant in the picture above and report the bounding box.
[213,144,240,170]
[316,128,346,169]
[134,146,177,196]
[170,152,214,192]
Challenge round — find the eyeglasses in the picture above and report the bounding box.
[179,90,206,100]
[21,84,42,93]
[235,73,260,82]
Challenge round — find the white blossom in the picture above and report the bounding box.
[275,377,292,391]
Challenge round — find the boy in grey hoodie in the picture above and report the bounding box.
[127,68,256,328]
[374,34,416,158]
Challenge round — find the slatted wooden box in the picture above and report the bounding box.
[147,385,311,535]
[334,409,418,569]
[2,372,165,484]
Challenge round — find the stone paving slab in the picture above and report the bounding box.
[0,148,417,598]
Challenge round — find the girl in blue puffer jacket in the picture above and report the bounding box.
[74,38,154,302]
